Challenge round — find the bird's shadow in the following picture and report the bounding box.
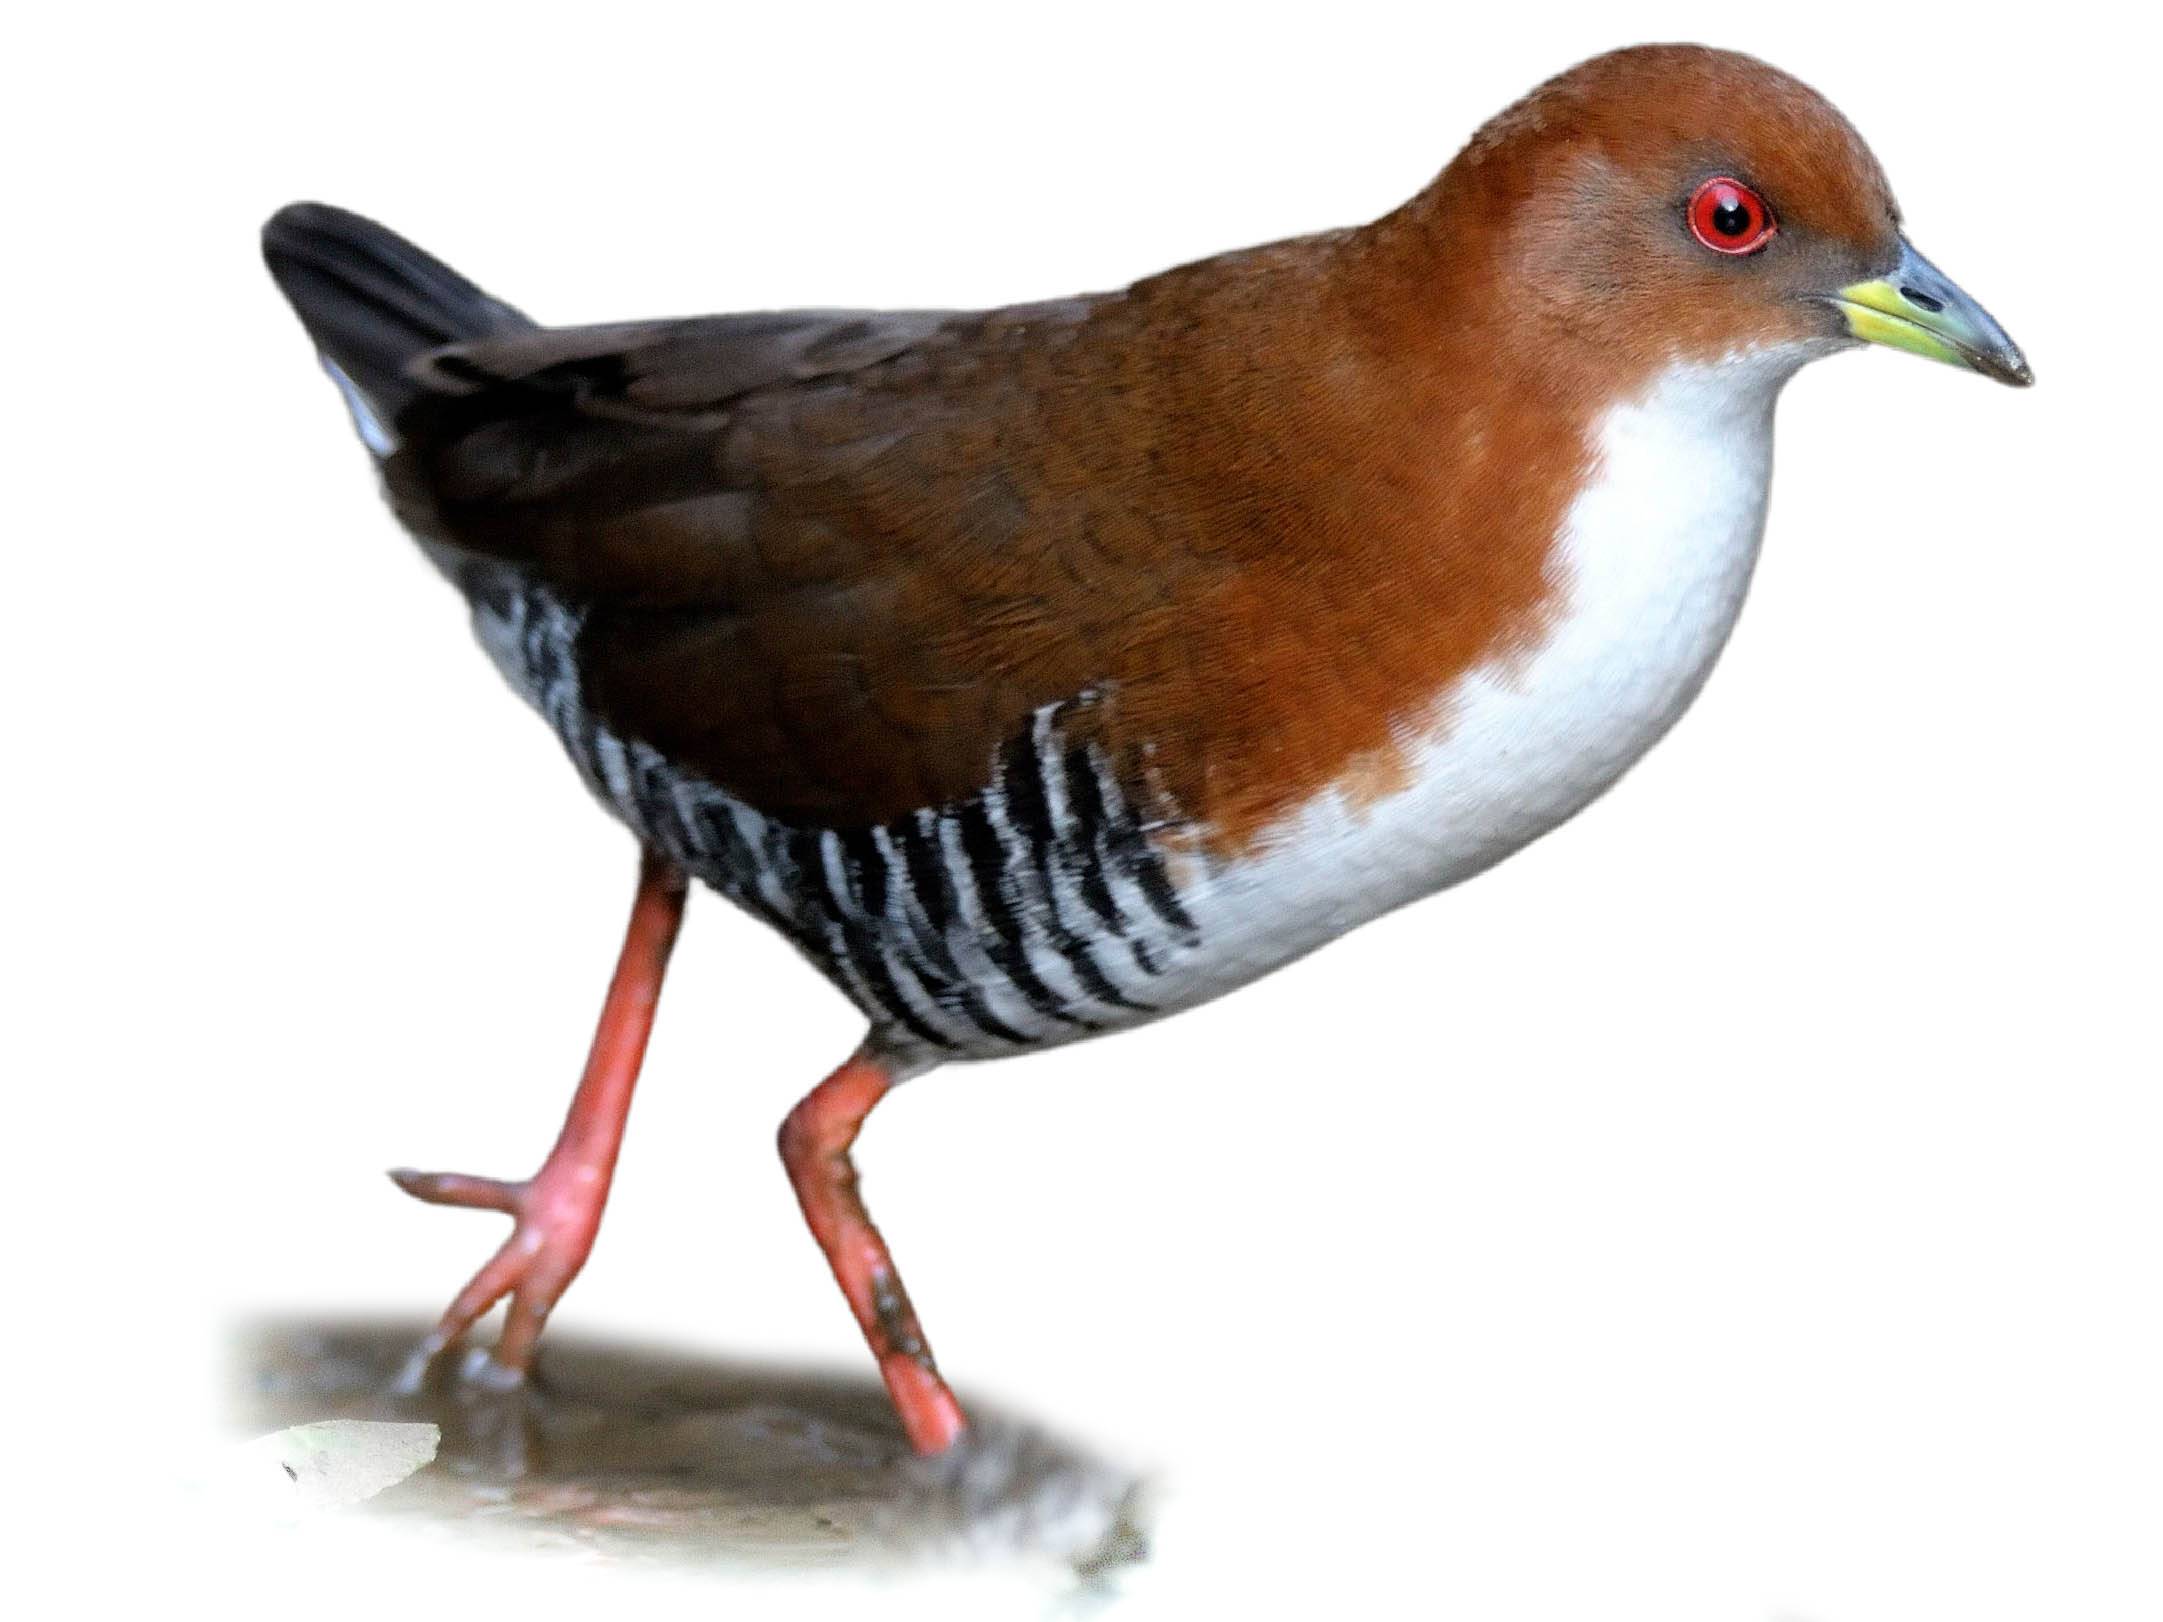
[231,1318,1149,1578]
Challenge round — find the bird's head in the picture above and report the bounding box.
[1423,44,2029,387]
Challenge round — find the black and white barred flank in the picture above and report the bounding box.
[468,574,1204,1061]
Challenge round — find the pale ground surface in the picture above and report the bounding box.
[231,1319,1149,1583]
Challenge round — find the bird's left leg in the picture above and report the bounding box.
[391,850,687,1388]
[780,1054,967,1454]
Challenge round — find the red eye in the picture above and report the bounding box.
[1687,176,1776,255]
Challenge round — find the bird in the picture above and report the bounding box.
[263,42,2029,1457]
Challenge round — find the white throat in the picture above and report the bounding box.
[1513,344,1810,788]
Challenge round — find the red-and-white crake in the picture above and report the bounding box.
[265,44,2028,1455]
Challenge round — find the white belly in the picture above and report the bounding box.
[1172,350,1806,1003]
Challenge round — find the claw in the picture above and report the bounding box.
[389,1335,446,1396]
[459,1345,526,1392]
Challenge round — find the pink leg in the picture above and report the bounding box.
[393,851,687,1386]
[780,1056,968,1454]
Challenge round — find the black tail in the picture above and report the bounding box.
[262,202,533,449]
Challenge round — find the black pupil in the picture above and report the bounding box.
[1712,195,1752,236]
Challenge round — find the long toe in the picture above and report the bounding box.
[390,1167,524,1213]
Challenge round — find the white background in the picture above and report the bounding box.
[10,2,2158,1616]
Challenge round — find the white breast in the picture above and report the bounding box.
[1173,349,1813,1002]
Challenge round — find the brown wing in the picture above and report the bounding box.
[384,232,1574,851]
[389,292,1229,828]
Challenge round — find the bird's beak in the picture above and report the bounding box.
[1825,237,2032,386]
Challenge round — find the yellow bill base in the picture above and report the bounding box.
[1831,279,1973,371]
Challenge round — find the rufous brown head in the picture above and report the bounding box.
[1420,44,2029,385]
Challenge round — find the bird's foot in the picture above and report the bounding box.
[386,1156,609,1394]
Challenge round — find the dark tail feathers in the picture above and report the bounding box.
[262,202,533,447]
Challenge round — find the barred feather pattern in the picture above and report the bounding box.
[465,571,1204,1064]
